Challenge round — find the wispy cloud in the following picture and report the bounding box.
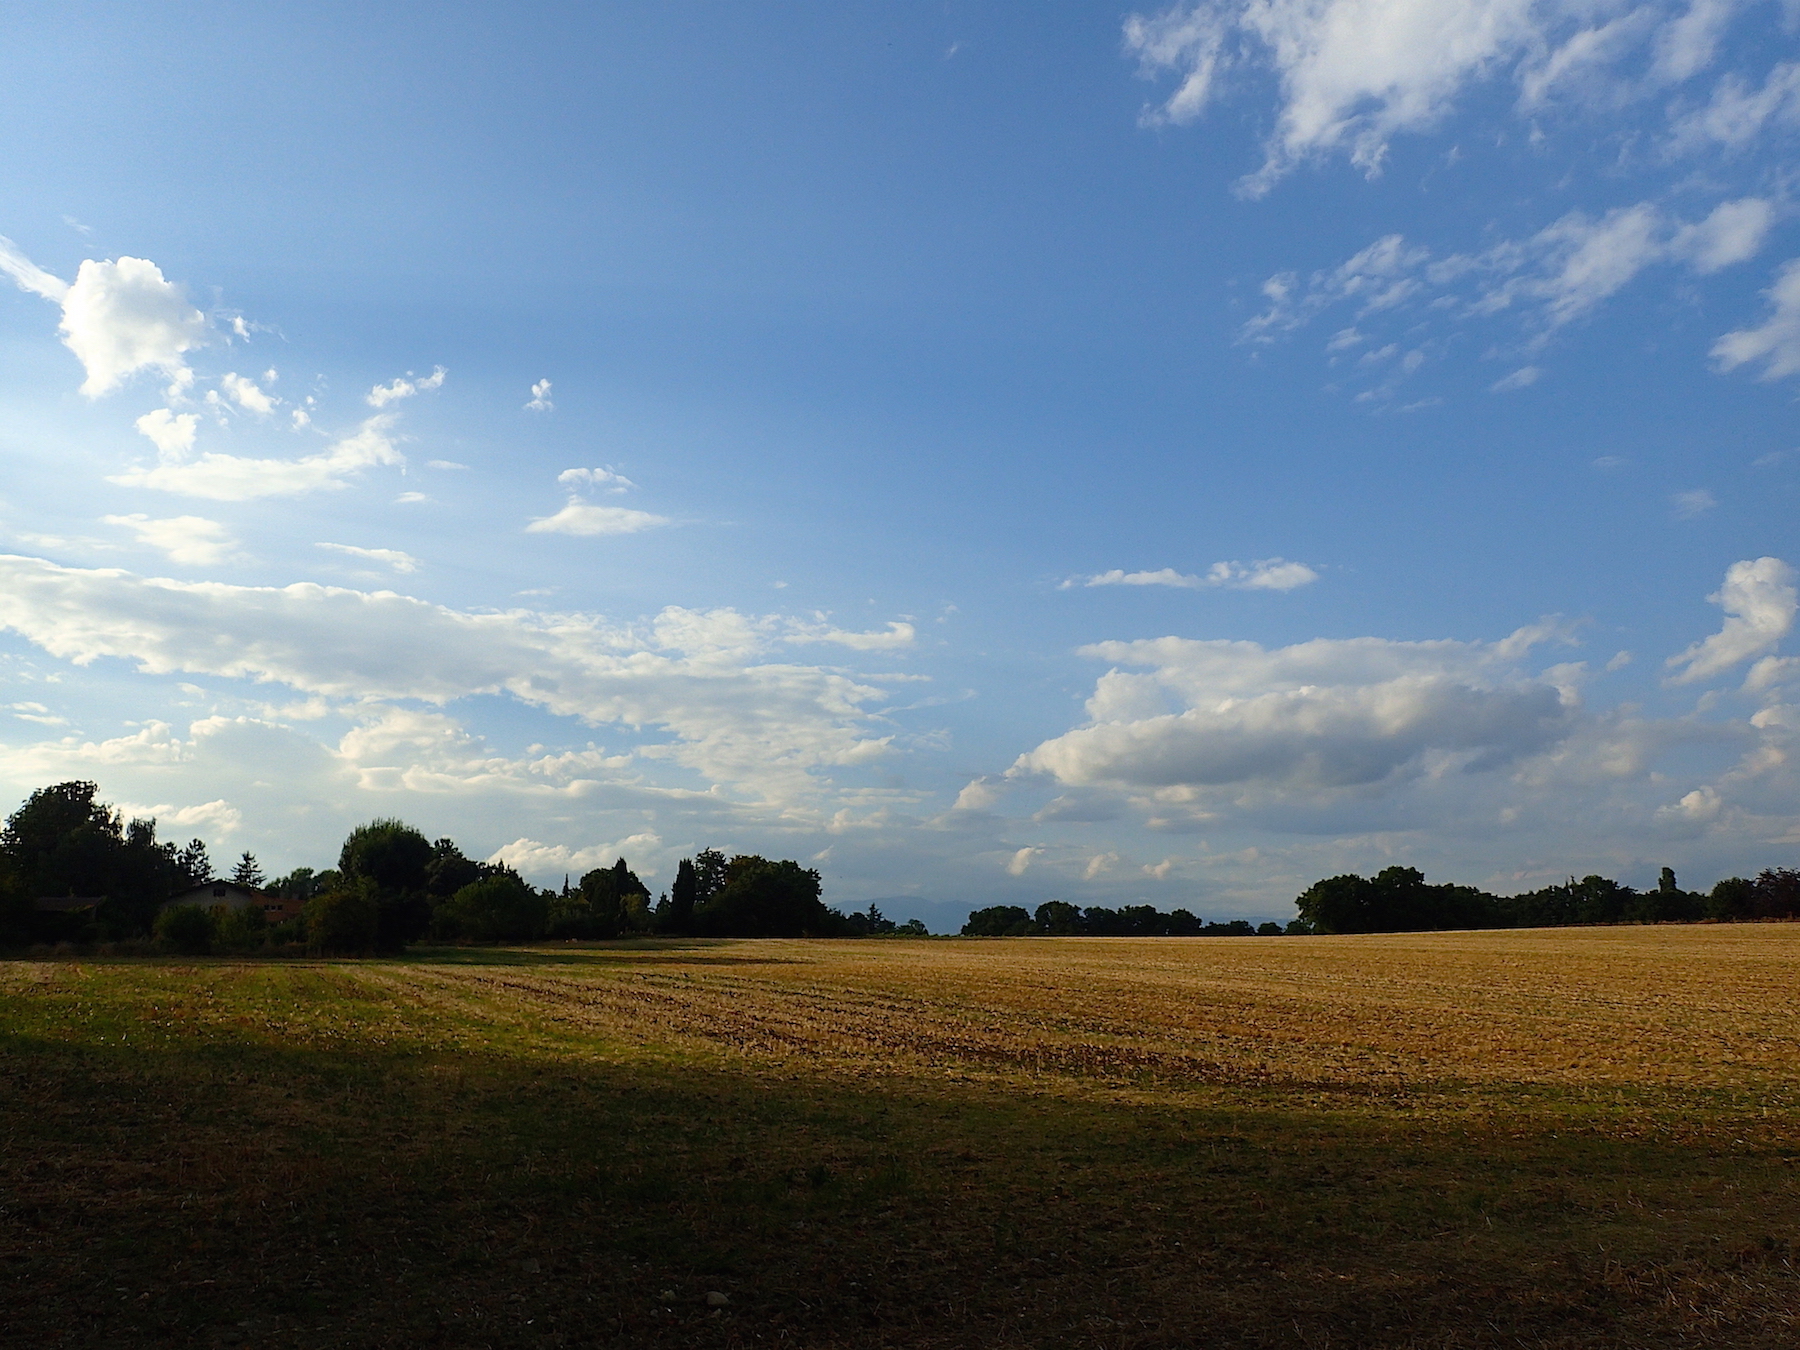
[529,466,664,536]
[1713,258,1800,380]
[1246,199,1778,397]
[1064,559,1319,592]
[558,466,635,492]
[526,502,666,536]
[317,542,420,573]
[110,416,404,501]
[102,513,237,566]
[1671,488,1717,519]
[1125,0,1776,195]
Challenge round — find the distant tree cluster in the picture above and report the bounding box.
[962,901,1287,938]
[1294,865,1800,935]
[0,781,929,954]
[0,781,217,944]
[644,849,922,938]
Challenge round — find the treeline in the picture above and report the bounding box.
[1,781,923,954]
[1295,865,1800,935]
[0,782,221,943]
[964,901,1288,937]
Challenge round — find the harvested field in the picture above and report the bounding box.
[3,927,1799,1347]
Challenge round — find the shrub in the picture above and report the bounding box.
[305,881,380,955]
[434,873,547,942]
[213,900,268,952]
[154,904,216,956]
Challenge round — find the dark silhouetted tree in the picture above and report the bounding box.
[1753,868,1800,918]
[693,848,729,905]
[665,857,700,935]
[961,905,1033,936]
[338,819,434,951]
[1,781,188,937]
[424,837,483,899]
[305,878,380,955]
[693,857,828,937]
[435,871,547,942]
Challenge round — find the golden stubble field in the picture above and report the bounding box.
[4,926,1799,1349]
[352,925,1800,1095]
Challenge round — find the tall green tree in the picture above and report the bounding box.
[424,837,483,899]
[337,818,434,951]
[230,851,265,888]
[1,781,188,937]
[692,848,729,905]
[176,839,212,887]
[692,857,828,937]
[665,858,700,935]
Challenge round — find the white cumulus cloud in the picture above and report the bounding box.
[1012,625,1581,796]
[0,556,896,802]
[529,467,664,536]
[17,253,209,397]
[1247,199,1776,395]
[490,832,661,877]
[1666,557,1797,685]
[1668,60,1800,152]
[134,408,199,457]
[219,371,277,414]
[1671,197,1778,275]
[526,378,553,412]
[366,366,445,407]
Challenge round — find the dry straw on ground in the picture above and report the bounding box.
[3,927,1798,1349]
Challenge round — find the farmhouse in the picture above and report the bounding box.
[163,881,302,923]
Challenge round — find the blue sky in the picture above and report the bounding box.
[1,1,1796,927]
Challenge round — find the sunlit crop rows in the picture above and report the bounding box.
[10,926,1796,1098]
[334,925,1800,1095]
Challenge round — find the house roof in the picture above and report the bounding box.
[33,895,106,913]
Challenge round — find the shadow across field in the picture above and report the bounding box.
[3,990,1797,1350]
[405,941,807,969]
